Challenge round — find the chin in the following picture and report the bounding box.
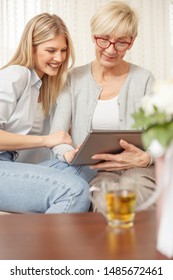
[100,60,116,68]
[47,70,59,76]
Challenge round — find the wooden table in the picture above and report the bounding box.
[0,210,168,260]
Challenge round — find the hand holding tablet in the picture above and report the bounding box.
[70,130,143,165]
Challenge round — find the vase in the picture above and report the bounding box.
[155,142,173,258]
[154,155,165,231]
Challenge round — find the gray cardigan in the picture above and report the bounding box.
[50,63,155,161]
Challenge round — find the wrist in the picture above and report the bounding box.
[146,149,154,167]
[36,135,46,147]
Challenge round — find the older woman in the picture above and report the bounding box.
[50,1,156,204]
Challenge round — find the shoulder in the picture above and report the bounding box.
[129,63,155,80]
[67,63,91,81]
[0,65,31,82]
[0,66,32,99]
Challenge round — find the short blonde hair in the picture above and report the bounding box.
[90,1,138,38]
[2,13,75,116]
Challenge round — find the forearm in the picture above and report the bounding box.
[0,130,46,151]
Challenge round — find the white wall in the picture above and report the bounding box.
[0,0,173,79]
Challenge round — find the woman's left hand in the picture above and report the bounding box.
[64,144,81,164]
[90,139,151,171]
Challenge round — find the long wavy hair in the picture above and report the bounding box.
[2,13,75,116]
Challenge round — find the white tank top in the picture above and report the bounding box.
[92,96,120,130]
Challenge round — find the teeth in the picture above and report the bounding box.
[49,64,59,68]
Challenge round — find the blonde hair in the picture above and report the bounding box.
[90,1,138,38]
[2,13,75,116]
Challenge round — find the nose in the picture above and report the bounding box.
[53,52,63,62]
[106,43,117,54]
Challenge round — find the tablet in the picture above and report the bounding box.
[70,130,143,165]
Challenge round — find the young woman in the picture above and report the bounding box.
[0,13,96,214]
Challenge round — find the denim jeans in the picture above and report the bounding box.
[0,153,97,213]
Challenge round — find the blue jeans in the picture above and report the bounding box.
[0,153,97,213]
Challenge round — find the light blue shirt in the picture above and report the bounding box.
[0,65,42,135]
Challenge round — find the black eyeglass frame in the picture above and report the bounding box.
[94,36,133,51]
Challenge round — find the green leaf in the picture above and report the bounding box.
[132,109,169,130]
[141,122,173,149]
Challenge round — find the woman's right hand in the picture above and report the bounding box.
[43,131,72,148]
[0,129,72,151]
[64,144,81,163]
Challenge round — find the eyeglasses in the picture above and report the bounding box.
[94,36,132,51]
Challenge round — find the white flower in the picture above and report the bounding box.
[140,95,155,115]
[132,79,173,151]
[141,80,173,117]
[149,139,166,158]
[152,80,173,114]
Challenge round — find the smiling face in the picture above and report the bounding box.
[33,34,68,78]
[93,35,133,68]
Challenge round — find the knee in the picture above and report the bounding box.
[73,179,91,212]
[123,167,155,186]
[122,167,156,208]
[44,178,91,213]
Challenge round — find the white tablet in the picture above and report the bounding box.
[70,130,143,165]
